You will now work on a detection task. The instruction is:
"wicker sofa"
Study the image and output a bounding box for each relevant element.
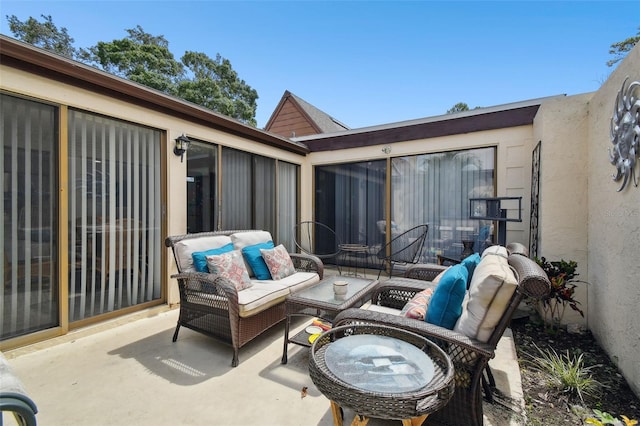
[333,243,550,426]
[165,230,323,367]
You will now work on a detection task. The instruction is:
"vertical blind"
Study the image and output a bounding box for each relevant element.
[277,161,298,251]
[1,94,58,340]
[68,110,162,321]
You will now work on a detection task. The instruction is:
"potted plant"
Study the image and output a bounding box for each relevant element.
[534,257,585,331]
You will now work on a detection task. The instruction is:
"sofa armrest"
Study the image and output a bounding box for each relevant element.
[289,253,324,279]
[333,307,494,360]
[170,272,240,306]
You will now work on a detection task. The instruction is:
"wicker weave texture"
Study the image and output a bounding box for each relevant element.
[309,325,454,421]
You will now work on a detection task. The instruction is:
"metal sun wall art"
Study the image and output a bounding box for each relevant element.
[609,77,640,192]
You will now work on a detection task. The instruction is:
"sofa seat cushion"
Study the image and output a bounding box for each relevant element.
[363,302,403,316]
[454,246,517,342]
[174,235,233,272]
[238,272,320,317]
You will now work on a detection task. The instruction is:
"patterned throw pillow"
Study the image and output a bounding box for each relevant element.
[260,244,296,280]
[192,243,235,273]
[205,250,252,291]
[399,287,435,320]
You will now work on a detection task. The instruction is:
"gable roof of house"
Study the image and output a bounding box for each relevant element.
[293,95,566,151]
[0,35,309,155]
[264,90,349,137]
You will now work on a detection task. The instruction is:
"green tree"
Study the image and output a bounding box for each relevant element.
[178,51,258,126]
[79,26,184,94]
[447,102,472,114]
[607,26,640,67]
[6,14,78,59]
[5,15,259,125]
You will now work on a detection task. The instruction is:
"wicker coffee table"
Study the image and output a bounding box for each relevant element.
[281,276,378,364]
[309,324,454,426]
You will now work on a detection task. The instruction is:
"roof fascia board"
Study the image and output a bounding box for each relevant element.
[295,98,564,152]
[0,36,308,155]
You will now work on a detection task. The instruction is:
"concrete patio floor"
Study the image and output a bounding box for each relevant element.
[3,304,527,426]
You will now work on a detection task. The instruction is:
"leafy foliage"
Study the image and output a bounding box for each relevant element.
[534,256,585,329]
[586,409,638,426]
[6,14,78,59]
[178,52,258,126]
[79,26,184,94]
[527,343,601,404]
[607,26,640,67]
[6,16,258,125]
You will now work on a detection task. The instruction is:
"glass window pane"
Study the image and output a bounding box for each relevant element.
[392,147,495,262]
[68,110,162,321]
[1,93,59,339]
[186,141,217,233]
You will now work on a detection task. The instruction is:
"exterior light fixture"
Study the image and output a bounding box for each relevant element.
[174,134,191,162]
[382,145,392,155]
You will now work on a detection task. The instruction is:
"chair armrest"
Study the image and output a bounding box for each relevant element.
[170,272,240,305]
[370,278,438,310]
[436,254,461,266]
[333,308,494,360]
[404,263,448,281]
[289,253,324,279]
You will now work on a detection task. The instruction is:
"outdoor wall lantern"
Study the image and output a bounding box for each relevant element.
[609,77,640,192]
[174,134,191,163]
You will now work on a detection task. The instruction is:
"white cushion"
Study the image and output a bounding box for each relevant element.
[454,247,517,342]
[174,235,233,272]
[230,231,273,249]
[364,303,403,316]
[238,272,319,317]
[481,245,508,259]
[230,231,273,276]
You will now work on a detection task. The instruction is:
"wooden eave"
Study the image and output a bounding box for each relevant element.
[264,90,322,134]
[296,104,544,152]
[0,36,309,155]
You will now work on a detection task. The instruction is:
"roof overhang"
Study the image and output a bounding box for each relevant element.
[0,35,309,155]
[294,96,564,152]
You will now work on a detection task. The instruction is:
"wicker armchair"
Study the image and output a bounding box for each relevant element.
[165,230,323,367]
[333,243,550,426]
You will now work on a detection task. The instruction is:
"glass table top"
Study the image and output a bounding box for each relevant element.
[290,277,374,306]
[325,334,435,393]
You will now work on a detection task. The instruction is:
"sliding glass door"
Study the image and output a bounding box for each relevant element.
[1,94,59,340]
[314,148,496,268]
[68,110,162,321]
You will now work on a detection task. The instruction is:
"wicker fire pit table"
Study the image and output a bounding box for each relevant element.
[309,324,454,426]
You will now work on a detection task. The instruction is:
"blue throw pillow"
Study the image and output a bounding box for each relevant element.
[241,241,275,280]
[192,243,235,273]
[426,264,468,329]
[461,253,481,284]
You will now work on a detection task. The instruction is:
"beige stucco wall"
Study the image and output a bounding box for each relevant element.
[1,65,309,307]
[586,44,640,396]
[533,93,592,326]
[306,125,536,247]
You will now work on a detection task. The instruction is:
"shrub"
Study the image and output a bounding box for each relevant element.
[534,256,586,330]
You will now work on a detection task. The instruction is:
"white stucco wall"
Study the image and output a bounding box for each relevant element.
[586,44,640,396]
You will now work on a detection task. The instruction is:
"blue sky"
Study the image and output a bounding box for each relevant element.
[1,1,638,129]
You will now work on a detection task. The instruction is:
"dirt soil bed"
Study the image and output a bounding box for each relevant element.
[511,317,640,424]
